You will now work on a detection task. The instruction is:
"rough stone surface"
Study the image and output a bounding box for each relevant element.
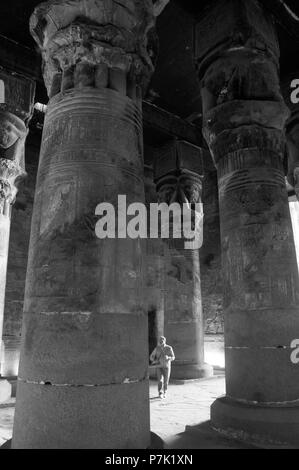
[14,88,149,449]
[13,380,149,449]
[144,166,165,354]
[2,376,259,449]
[153,140,213,379]
[196,0,299,444]
[0,70,34,375]
[13,0,158,449]
[211,396,299,447]
[30,0,158,97]
[3,136,39,377]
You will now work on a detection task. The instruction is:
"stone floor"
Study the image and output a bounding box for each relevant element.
[149,373,256,449]
[0,373,255,449]
[0,399,15,448]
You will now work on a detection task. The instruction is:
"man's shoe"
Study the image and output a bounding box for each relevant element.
[159,392,163,398]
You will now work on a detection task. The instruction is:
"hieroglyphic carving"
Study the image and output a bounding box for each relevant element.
[153,140,206,324]
[195,0,296,310]
[194,0,288,167]
[194,0,299,408]
[0,69,35,122]
[0,69,34,380]
[0,69,35,214]
[153,140,207,254]
[152,141,212,376]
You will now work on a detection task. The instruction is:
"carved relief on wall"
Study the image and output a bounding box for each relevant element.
[0,114,27,214]
[153,140,206,244]
[156,170,203,207]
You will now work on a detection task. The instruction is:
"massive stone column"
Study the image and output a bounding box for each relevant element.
[286,110,299,201]
[144,164,165,355]
[12,0,158,449]
[195,0,299,445]
[201,160,224,366]
[154,139,213,379]
[0,70,34,400]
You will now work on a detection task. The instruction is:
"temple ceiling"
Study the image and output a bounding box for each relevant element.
[0,0,299,119]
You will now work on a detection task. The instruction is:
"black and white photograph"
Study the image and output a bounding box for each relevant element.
[0,0,298,454]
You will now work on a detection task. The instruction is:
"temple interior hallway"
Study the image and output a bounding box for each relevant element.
[0,374,259,449]
[149,374,255,449]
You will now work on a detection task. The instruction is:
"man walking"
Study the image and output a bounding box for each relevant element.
[150,336,175,398]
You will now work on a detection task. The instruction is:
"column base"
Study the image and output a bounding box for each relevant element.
[171,362,214,380]
[12,379,150,449]
[211,396,299,447]
[0,379,11,403]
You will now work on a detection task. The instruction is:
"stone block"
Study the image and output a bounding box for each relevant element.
[13,380,150,449]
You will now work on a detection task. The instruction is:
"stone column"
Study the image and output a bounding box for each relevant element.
[0,70,34,401]
[154,140,213,380]
[144,165,165,349]
[195,0,299,445]
[12,0,158,449]
[144,165,165,380]
[286,111,299,200]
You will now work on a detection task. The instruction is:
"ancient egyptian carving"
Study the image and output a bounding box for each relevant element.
[154,140,205,208]
[156,171,203,209]
[0,112,27,212]
[30,0,162,98]
[154,140,205,247]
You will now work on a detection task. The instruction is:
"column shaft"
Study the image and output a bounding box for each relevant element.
[0,205,11,360]
[0,69,34,384]
[12,0,158,449]
[144,165,165,354]
[196,0,299,445]
[154,140,213,379]
[163,241,210,378]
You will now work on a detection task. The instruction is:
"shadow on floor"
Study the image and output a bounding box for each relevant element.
[164,421,257,449]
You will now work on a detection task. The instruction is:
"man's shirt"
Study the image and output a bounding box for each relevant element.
[150,344,175,368]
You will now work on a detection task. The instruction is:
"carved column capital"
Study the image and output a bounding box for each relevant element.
[30,0,158,98]
[195,0,280,84]
[195,0,290,168]
[0,112,27,213]
[154,140,206,206]
[203,101,289,167]
[193,1,299,422]
[153,140,207,248]
[0,69,35,213]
